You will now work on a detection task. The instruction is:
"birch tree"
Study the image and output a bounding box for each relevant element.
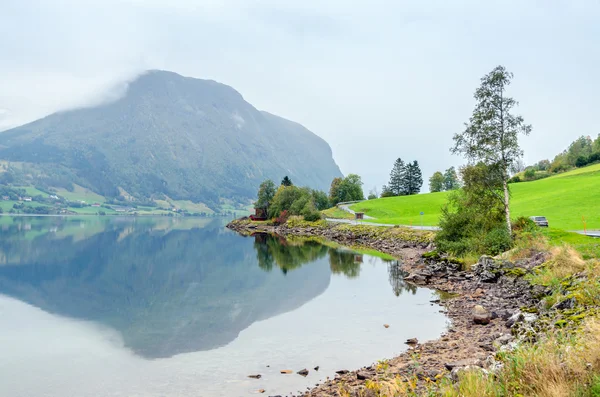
[452,66,531,235]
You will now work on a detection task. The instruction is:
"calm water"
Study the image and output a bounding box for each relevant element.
[0,216,448,397]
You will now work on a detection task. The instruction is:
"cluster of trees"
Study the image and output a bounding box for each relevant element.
[428,167,460,192]
[256,176,329,222]
[436,65,531,254]
[381,158,423,197]
[548,135,600,171]
[328,174,364,205]
[255,174,364,222]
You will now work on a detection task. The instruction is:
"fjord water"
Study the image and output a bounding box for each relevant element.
[0,216,447,396]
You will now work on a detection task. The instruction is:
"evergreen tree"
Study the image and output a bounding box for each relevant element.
[281,176,293,186]
[442,167,460,191]
[403,161,423,195]
[428,171,445,192]
[387,158,406,196]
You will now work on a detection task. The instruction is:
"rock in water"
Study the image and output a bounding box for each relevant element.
[248,374,262,379]
[357,371,372,380]
[405,337,418,345]
[383,324,390,328]
[280,369,293,374]
[297,369,309,377]
[473,305,491,325]
[313,366,320,371]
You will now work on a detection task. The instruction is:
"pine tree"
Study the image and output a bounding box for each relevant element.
[281,176,293,186]
[403,161,423,195]
[388,158,406,196]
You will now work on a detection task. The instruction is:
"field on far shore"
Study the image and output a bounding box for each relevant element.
[350,163,600,231]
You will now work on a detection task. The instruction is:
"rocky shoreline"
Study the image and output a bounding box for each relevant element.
[226,219,549,396]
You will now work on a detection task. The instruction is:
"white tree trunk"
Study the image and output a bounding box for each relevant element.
[503,179,512,235]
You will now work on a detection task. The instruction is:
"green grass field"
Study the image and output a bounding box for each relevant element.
[351,163,600,231]
[54,185,106,203]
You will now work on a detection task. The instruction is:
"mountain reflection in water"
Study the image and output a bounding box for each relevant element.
[0,217,415,360]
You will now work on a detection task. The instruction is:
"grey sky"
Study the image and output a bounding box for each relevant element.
[1,0,599,192]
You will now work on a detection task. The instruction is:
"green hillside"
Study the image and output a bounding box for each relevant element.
[351,163,600,230]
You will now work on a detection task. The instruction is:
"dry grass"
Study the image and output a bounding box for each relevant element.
[435,319,600,397]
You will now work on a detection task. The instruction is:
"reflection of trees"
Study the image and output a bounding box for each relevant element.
[253,234,362,278]
[328,249,361,278]
[387,260,417,296]
[254,234,328,274]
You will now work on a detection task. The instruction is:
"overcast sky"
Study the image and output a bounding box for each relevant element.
[1,0,599,192]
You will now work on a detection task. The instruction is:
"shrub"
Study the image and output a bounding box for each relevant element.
[481,226,512,255]
[274,210,289,225]
[576,155,589,168]
[301,201,322,222]
[524,168,536,180]
[512,216,537,234]
[508,175,521,184]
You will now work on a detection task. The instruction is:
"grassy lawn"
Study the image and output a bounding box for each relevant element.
[542,228,600,260]
[352,163,600,230]
[321,206,355,220]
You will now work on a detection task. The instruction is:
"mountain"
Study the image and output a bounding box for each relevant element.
[0,70,342,208]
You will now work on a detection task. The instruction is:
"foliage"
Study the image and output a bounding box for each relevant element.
[273,209,290,225]
[301,200,322,222]
[380,185,395,198]
[329,174,364,205]
[311,189,330,210]
[268,186,305,218]
[386,158,423,196]
[255,179,276,210]
[443,166,460,191]
[428,171,445,192]
[388,158,406,196]
[435,163,507,256]
[403,160,423,195]
[266,184,329,221]
[281,176,293,186]
[452,65,531,235]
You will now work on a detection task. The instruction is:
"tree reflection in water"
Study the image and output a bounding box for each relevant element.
[253,233,415,296]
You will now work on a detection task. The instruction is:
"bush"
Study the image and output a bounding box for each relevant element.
[524,168,536,180]
[508,175,521,184]
[481,226,512,255]
[512,216,537,234]
[576,155,589,168]
[274,210,289,225]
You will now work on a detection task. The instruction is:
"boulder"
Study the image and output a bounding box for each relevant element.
[357,371,372,380]
[405,338,418,345]
[247,374,261,379]
[297,369,309,377]
[471,256,502,282]
[552,297,576,310]
[473,305,492,325]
